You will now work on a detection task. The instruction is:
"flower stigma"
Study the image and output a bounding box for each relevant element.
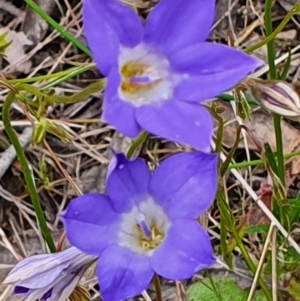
[136,213,152,238]
[118,44,174,107]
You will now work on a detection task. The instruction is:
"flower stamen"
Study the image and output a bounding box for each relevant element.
[135,213,164,251]
[120,62,162,97]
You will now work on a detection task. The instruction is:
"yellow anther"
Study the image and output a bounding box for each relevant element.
[136,224,164,251]
[120,61,161,97]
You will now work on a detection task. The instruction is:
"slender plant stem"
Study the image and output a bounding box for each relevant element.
[42,65,95,90]
[264,0,285,187]
[153,274,163,301]
[229,149,300,170]
[231,226,272,301]
[273,115,285,185]
[206,273,223,301]
[245,2,300,53]
[2,93,56,252]
[217,191,272,301]
[23,0,90,57]
[8,64,94,85]
[126,132,148,159]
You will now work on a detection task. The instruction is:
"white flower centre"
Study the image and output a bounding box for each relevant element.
[118,197,169,255]
[118,44,174,107]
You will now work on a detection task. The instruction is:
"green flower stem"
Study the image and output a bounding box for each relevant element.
[265,0,276,79]
[245,2,300,53]
[126,132,148,159]
[23,0,90,57]
[265,0,285,187]
[8,64,94,85]
[42,65,95,89]
[231,226,272,301]
[18,79,106,105]
[1,60,96,254]
[2,93,56,252]
[206,272,223,301]
[273,114,285,184]
[229,149,300,170]
[217,191,272,301]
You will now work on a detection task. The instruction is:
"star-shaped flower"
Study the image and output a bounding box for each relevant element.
[83,0,263,151]
[62,152,218,301]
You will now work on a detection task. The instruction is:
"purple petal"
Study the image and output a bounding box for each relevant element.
[83,0,143,76]
[106,153,151,212]
[41,289,52,301]
[135,100,213,151]
[144,0,215,54]
[97,245,153,301]
[14,286,29,294]
[149,152,218,219]
[11,270,62,291]
[151,219,215,280]
[50,273,80,301]
[171,42,263,102]
[61,194,121,255]
[4,254,70,289]
[22,285,53,301]
[102,68,141,137]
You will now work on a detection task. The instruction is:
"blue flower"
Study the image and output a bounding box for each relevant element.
[62,152,218,301]
[83,0,263,151]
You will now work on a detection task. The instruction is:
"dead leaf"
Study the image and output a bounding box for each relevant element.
[22,0,55,46]
[0,28,33,73]
[277,29,297,40]
[216,100,300,176]
[246,182,272,226]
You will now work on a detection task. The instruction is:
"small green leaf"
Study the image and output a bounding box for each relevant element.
[287,194,300,227]
[287,278,300,300]
[31,121,47,145]
[279,50,291,80]
[187,277,267,301]
[0,32,12,58]
[45,119,73,144]
[235,89,251,120]
[264,143,278,175]
[31,118,73,145]
[244,224,270,234]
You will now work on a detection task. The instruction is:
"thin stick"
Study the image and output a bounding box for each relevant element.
[271,228,278,301]
[43,140,83,196]
[142,290,152,301]
[212,141,300,255]
[247,224,275,301]
[154,274,163,301]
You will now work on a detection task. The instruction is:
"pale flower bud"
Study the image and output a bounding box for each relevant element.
[3,247,96,301]
[244,78,300,119]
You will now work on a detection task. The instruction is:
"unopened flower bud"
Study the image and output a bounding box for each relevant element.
[46,119,73,144]
[31,121,47,145]
[32,118,73,145]
[244,78,300,119]
[3,247,96,301]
